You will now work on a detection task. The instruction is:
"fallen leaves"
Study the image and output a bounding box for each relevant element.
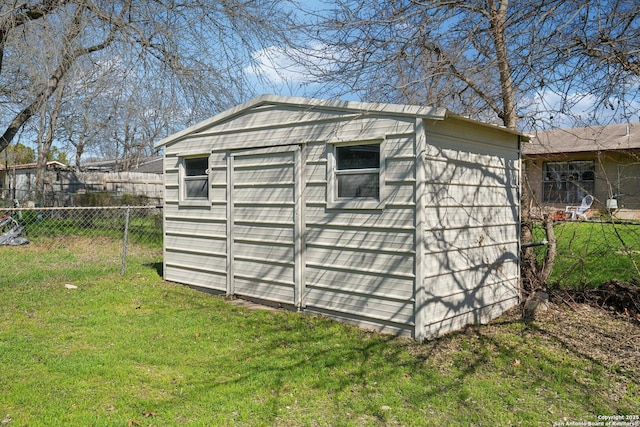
[126,412,155,426]
[103,405,158,426]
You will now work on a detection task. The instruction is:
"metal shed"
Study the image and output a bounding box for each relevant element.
[156,95,525,341]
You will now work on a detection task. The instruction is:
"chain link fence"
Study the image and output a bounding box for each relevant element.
[2,204,638,289]
[529,218,640,288]
[0,206,162,275]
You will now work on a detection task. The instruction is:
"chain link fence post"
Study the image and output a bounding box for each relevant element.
[121,206,131,275]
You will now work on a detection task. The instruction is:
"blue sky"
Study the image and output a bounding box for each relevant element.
[247,40,640,129]
[245,0,640,129]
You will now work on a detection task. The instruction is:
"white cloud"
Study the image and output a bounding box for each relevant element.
[246,43,343,96]
[248,46,312,85]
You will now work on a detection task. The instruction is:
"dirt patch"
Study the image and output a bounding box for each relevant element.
[551,280,640,320]
[225,297,284,312]
[532,302,640,377]
[409,301,640,382]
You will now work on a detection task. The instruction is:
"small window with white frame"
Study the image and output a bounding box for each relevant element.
[327,139,385,209]
[181,156,209,202]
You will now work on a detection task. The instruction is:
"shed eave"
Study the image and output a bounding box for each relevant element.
[442,111,530,141]
[155,94,447,149]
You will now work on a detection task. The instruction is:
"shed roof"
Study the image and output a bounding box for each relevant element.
[156,94,526,148]
[523,122,640,156]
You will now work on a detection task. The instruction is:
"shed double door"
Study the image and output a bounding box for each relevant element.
[228,145,303,308]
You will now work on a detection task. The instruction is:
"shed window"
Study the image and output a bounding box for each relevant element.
[335,144,380,199]
[183,156,209,200]
[543,161,594,203]
[327,140,385,209]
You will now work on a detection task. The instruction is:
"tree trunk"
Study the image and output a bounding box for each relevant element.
[539,214,557,284]
[488,0,518,129]
[35,81,65,205]
[520,190,557,317]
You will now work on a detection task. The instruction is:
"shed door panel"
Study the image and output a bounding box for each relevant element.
[231,149,297,305]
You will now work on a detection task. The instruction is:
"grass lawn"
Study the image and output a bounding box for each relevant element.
[1,237,639,426]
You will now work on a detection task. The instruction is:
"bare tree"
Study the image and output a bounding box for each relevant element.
[294,1,573,128]
[0,0,295,157]
[57,86,113,171]
[552,0,640,124]
[56,63,168,171]
[0,2,120,154]
[293,0,638,126]
[34,77,66,202]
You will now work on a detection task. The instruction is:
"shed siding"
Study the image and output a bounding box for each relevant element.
[420,118,520,339]
[163,149,228,292]
[303,135,417,335]
[187,119,415,152]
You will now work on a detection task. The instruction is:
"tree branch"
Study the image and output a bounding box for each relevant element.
[0,3,121,153]
[0,0,70,76]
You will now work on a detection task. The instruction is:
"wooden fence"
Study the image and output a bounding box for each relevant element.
[1,169,163,206]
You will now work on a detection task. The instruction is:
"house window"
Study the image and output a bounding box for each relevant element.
[543,161,594,203]
[328,140,385,209]
[182,156,209,200]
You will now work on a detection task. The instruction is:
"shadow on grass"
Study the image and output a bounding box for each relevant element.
[162,294,638,424]
[145,261,163,277]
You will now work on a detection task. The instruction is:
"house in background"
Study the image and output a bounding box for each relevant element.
[0,161,71,203]
[82,156,163,174]
[156,95,526,341]
[522,122,640,220]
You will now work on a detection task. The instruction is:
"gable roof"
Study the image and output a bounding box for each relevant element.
[523,122,640,156]
[156,94,526,148]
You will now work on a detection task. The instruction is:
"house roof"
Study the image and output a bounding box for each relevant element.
[82,156,163,173]
[0,160,70,171]
[156,94,526,148]
[131,157,163,174]
[523,122,640,156]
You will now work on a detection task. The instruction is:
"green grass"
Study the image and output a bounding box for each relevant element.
[1,237,638,425]
[0,235,160,282]
[532,221,640,287]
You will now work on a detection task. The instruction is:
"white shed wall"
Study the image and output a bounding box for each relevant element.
[162,103,420,335]
[419,118,521,339]
[163,151,228,291]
